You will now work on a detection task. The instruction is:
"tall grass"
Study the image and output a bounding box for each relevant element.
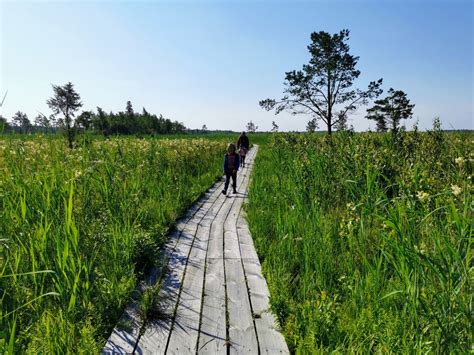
[0,135,229,352]
[246,130,472,353]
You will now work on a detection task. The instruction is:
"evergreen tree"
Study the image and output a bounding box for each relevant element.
[47,82,82,148]
[366,88,414,133]
[12,111,31,133]
[260,29,383,135]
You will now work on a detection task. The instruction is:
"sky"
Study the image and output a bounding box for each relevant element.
[1,0,473,132]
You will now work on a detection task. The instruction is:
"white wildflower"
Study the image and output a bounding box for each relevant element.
[416,191,429,202]
[451,185,462,196]
[455,157,465,167]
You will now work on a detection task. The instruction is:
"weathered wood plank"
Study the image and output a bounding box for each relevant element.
[226,258,258,354]
[165,258,205,354]
[102,301,140,354]
[197,258,227,354]
[136,184,223,353]
[103,190,216,355]
[236,213,259,261]
[156,181,225,354]
[242,259,289,354]
[255,312,289,354]
[198,158,253,353]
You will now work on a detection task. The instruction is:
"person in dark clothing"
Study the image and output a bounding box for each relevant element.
[237,131,250,167]
[222,143,240,195]
[237,131,249,150]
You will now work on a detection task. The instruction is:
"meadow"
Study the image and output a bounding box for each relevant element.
[0,134,228,353]
[246,128,472,353]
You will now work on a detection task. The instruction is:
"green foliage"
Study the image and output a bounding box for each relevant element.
[11,111,31,134]
[0,135,228,352]
[260,29,383,135]
[367,88,415,133]
[246,131,472,353]
[47,82,83,149]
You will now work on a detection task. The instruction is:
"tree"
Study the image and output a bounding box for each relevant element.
[334,112,348,131]
[366,88,414,133]
[271,121,279,132]
[47,82,82,148]
[12,111,31,133]
[202,124,208,133]
[246,120,258,133]
[34,113,52,133]
[260,29,383,135]
[76,110,94,130]
[93,107,109,135]
[306,118,318,133]
[126,100,134,117]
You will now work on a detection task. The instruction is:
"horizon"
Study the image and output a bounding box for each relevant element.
[1,0,473,132]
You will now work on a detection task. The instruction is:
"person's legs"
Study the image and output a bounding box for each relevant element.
[223,172,230,194]
[232,171,237,193]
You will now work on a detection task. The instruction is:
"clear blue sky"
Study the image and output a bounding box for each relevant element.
[1,0,473,131]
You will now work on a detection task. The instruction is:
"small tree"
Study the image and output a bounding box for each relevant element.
[34,113,53,133]
[76,110,94,130]
[246,120,257,133]
[271,121,279,133]
[366,88,414,133]
[93,107,109,136]
[306,118,318,133]
[202,124,208,134]
[12,111,31,133]
[47,82,82,148]
[260,29,383,135]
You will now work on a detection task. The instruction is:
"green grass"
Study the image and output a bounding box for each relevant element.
[246,130,472,353]
[0,134,237,352]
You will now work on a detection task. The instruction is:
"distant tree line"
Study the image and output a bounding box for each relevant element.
[0,83,187,142]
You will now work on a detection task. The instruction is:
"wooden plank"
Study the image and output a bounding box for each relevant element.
[197,258,227,354]
[198,163,252,352]
[137,214,213,353]
[166,182,226,353]
[236,214,259,261]
[242,259,289,354]
[102,301,140,354]
[223,151,254,260]
[255,313,289,354]
[165,259,205,353]
[136,243,194,353]
[226,259,258,354]
[136,184,224,353]
[206,204,230,260]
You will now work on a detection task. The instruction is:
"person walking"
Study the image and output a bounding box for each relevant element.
[222,143,240,195]
[237,131,250,167]
[237,131,249,150]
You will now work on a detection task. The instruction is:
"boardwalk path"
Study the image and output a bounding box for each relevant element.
[103,146,289,354]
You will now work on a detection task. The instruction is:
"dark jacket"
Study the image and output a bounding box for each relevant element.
[223,153,240,173]
[237,135,249,149]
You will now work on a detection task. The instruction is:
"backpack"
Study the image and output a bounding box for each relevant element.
[227,154,236,171]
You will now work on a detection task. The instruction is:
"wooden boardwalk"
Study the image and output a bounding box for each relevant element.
[103,146,288,354]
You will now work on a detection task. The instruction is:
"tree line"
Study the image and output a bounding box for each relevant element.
[0,83,186,147]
